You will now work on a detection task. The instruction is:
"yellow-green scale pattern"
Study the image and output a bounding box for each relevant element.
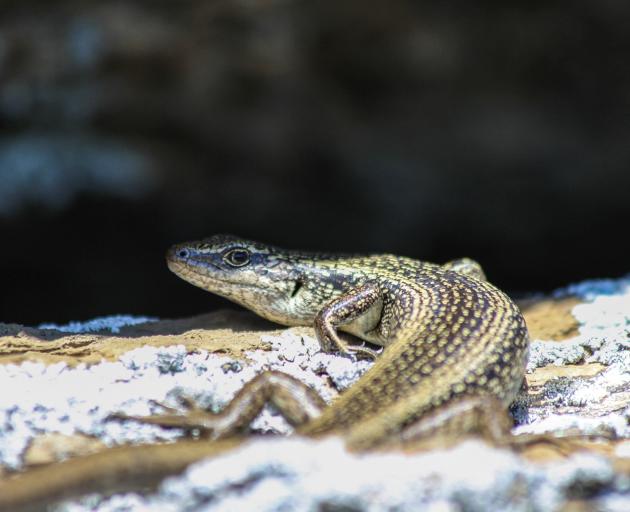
[294,256,529,441]
[166,235,529,447]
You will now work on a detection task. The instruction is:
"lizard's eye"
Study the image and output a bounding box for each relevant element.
[224,248,251,267]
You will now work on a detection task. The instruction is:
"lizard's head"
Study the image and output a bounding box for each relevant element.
[166,234,301,322]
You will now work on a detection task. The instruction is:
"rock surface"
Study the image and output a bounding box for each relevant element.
[0,277,629,511]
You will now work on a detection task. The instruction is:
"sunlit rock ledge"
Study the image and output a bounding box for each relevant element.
[0,277,628,511]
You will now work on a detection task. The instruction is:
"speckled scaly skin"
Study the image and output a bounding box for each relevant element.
[165,235,529,448]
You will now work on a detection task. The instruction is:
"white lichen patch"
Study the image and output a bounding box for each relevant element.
[520,277,630,440]
[57,438,630,512]
[529,275,630,369]
[0,326,371,470]
[514,412,629,438]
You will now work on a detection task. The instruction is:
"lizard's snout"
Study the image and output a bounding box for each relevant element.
[166,244,191,264]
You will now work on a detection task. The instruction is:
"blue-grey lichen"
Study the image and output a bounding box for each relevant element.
[0,136,157,216]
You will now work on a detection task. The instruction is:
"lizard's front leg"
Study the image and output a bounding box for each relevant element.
[314,282,384,359]
[111,371,326,440]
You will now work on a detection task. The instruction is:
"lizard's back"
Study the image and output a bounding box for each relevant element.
[298,258,529,443]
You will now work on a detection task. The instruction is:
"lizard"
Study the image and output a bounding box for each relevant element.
[0,235,530,510]
[118,234,530,449]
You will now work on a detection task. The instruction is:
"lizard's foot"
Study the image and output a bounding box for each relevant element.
[108,396,218,436]
[346,342,383,361]
[322,338,381,361]
[109,371,327,441]
[145,395,199,414]
[505,432,613,458]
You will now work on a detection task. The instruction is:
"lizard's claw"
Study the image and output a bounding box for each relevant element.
[146,399,179,414]
[108,395,214,434]
[108,411,213,434]
[346,342,383,361]
[172,394,205,411]
[141,395,204,415]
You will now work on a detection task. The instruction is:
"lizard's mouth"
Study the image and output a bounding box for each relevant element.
[166,257,222,288]
[166,252,268,295]
[166,257,200,283]
[169,260,246,299]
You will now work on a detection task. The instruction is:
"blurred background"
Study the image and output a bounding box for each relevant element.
[1,1,629,325]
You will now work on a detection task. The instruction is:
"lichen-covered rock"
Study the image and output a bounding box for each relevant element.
[0,276,628,511]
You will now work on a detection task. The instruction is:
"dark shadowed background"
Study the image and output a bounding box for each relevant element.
[1,1,629,325]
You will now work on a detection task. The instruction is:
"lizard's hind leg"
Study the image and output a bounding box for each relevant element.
[381,395,584,457]
[344,395,513,452]
[442,258,487,281]
[399,395,513,446]
[110,371,327,440]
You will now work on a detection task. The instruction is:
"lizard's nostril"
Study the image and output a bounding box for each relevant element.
[178,249,189,259]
